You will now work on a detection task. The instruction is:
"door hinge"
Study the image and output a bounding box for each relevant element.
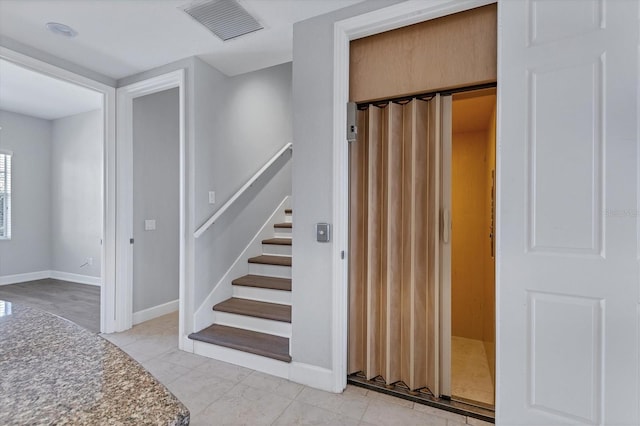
[341,250,345,260]
[130,238,134,244]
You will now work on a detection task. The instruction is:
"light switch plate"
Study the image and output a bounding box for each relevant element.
[316,223,330,242]
[209,191,216,204]
[144,220,156,231]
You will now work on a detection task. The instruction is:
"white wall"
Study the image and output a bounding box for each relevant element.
[132,88,180,312]
[0,110,51,276]
[51,109,102,278]
[193,60,293,305]
[291,1,403,369]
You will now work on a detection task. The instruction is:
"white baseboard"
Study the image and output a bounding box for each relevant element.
[190,339,338,393]
[0,270,101,286]
[0,270,50,286]
[133,299,179,325]
[289,362,336,392]
[50,270,102,286]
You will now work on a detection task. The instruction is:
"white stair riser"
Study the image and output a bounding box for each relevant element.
[193,341,289,379]
[262,243,292,256]
[214,311,291,337]
[274,228,292,238]
[284,214,292,223]
[232,286,291,305]
[249,263,291,278]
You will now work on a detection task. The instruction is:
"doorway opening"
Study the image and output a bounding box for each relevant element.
[449,89,496,408]
[347,86,496,422]
[0,55,109,333]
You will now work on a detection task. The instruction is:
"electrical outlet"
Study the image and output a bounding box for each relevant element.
[209,191,216,204]
[88,257,93,266]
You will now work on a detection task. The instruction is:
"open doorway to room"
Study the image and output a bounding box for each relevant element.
[0,57,105,333]
[112,70,185,345]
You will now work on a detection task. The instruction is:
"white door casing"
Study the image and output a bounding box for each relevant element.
[0,46,117,334]
[115,70,186,337]
[497,0,639,424]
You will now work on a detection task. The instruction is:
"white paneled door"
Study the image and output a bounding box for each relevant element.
[498,0,639,424]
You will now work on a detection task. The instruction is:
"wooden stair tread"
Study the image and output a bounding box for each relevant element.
[188,324,291,362]
[248,255,291,266]
[262,238,292,246]
[232,275,291,291]
[274,222,292,229]
[214,298,291,322]
[284,209,292,214]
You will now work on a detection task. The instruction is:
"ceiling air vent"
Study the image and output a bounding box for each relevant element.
[183,0,263,41]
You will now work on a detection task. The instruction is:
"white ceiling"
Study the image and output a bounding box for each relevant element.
[0,0,364,79]
[0,59,103,120]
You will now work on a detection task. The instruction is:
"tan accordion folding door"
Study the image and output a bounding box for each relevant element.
[348,96,439,395]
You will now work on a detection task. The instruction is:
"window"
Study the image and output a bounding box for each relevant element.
[0,151,11,239]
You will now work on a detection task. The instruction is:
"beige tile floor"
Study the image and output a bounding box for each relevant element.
[102,313,493,426]
[451,336,495,406]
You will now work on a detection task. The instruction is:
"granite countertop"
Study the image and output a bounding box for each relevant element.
[0,300,189,425]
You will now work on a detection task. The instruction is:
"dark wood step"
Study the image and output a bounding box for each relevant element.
[213,298,291,322]
[248,255,291,267]
[188,324,291,363]
[285,209,292,214]
[232,275,291,291]
[274,222,292,229]
[262,238,292,246]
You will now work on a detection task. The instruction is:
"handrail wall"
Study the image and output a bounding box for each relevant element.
[193,142,292,238]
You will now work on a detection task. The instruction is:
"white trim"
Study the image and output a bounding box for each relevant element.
[289,362,335,392]
[192,340,333,390]
[213,311,291,337]
[0,271,50,286]
[0,270,100,287]
[232,286,291,305]
[116,70,186,335]
[193,340,290,378]
[194,143,292,238]
[50,271,101,286]
[331,0,497,394]
[0,46,116,334]
[133,299,179,325]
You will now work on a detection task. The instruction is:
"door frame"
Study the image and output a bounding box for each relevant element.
[115,70,186,336]
[331,0,497,394]
[0,46,117,333]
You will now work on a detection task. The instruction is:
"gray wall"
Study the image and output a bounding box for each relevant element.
[193,60,293,305]
[291,1,404,369]
[132,88,180,312]
[51,110,102,278]
[0,110,52,276]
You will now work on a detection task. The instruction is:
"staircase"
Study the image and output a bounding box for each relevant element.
[189,208,293,363]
